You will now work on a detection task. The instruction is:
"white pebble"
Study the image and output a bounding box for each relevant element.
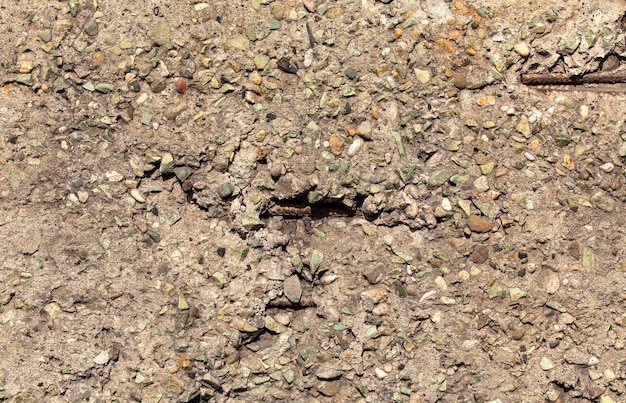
[105,171,124,182]
[347,137,363,156]
[599,162,614,173]
[588,356,600,366]
[441,297,456,305]
[374,367,388,379]
[93,350,110,365]
[321,274,337,284]
[441,198,452,211]
[77,190,89,203]
[473,176,490,192]
[419,290,437,302]
[434,276,447,290]
[524,152,535,161]
[513,42,530,57]
[130,189,145,203]
[578,105,589,119]
[67,193,79,204]
[303,48,314,68]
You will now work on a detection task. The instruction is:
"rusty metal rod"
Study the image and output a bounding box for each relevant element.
[521,72,626,86]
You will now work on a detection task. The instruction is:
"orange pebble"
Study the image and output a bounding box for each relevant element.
[176,79,187,94]
[394,28,403,38]
[346,127,356,137]
[93,52,105,65]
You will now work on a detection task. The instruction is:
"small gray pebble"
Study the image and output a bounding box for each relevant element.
[84,20,98,36]
[218,183,234,199]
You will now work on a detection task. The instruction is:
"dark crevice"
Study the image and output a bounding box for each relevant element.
[260,193,365,219]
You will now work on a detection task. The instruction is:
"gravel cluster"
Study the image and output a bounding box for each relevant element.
[1,0,626,402]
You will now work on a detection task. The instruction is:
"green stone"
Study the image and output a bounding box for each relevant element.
[232,247,249,261]
[582,247,595,269]
[217,183,234,199]
[524,218,538,232]
[291,255,303,273]
[265,316,287,333]
[432,251,450,262]
[392,131,405,158]
[38,29,52,43]
[465,118,479,128]
[178,291,189,310]
[212,272,227,288]
[254,54,270,70]
[159,152,174,174]
[140,114,152,125]
[174,166,192,182]
[428,169,450,188]
[245,25,257,41]
[558,36,580,55]
[283,275,302,303]
[516,115,531,137]
[269,20,281,30]
[242,217,264,231]
[315,160,328,172]
[278,148,294,158]
[148,21,171,46]
[95,83,114,93]
[130,160,144,177]
[299,345,315,360]
[555,137,571,147]
[229,35,249,50]
[220,84,236,93]
[282,369,295,384]
[16,74,33,86]
[488,283,504,299]
[82,81,96,92]
[509,287,526,301]
[364,325,379,338]
[136,93,148,105]
[333,323,348,331]
[341,82,356,97]
[451,156,471,168]
[394,251,413,263]
[443,138,461,151]
[479,161,496,175]
[310,250,324,273]
[119,35,133,49]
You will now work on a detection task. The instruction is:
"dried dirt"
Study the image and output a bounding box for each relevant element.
[1,1,626,402]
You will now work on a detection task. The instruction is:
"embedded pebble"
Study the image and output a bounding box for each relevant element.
[599,162,614,172]
[514,42,530,57]
[218,183,234,199]
[473,176,490,192]
[130,189,145,203]
[466,215,493,233]
[93,351,110,365]
[347,137,363,156]
[374,368,388,379]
